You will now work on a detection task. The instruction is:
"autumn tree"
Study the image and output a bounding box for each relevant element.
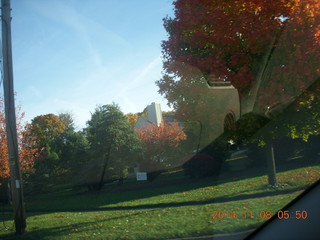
[25,112,90,188]
[125,113,139,128]
[26,114,66,191]
[0,97,39,200]
[0,98,39,179]
[136,120,187,171]
[0,99,10,180]
[28,114,66,148]
[157,0,320,136]
[158,0,320,102]
[157,0,320,183]
[83,103,142,190]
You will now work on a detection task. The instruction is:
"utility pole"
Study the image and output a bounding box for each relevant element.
[1,0,26,234]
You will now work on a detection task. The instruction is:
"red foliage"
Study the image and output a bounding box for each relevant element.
[159,0,320,104]
[0,97,39,179]
[135,120,186,166]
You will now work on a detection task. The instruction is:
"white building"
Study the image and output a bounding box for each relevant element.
[134,102,163,129]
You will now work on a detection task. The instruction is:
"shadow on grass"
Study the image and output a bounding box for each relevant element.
[86,185,305,211]
[19,185,306,214]
[0,211,145,240]
[18,163,319,212]
[0,211,260,240]
[0,213,264,240]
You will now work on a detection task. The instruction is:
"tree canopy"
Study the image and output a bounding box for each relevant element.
[83,103,142,188]
[157,0,320,113]
[21,112,90,190]
[28,114,66,149]
[136,120,186,170]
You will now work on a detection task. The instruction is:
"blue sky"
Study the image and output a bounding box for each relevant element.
[4,0,174,129]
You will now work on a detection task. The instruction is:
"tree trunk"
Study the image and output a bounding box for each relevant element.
[98,146,112,190]
[267,142,277,186]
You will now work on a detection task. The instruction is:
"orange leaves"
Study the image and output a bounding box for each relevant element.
[0,96,39,179]
[0,98,10,179]
[137,120,186,148]
[30,114,66,144]
[160,0,320,107]
[135,120,186,163]
[315,27,320,44]
[125,113,139,128]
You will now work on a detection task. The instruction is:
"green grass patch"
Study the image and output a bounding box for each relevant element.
[15,165,320,212]
[0,192,300,240]
[1,165,318,239]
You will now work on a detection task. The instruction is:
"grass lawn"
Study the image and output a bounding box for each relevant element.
[0,165,318,239]
[18,165,320,212]
[0,193,300,240]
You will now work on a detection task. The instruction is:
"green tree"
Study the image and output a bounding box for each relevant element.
[27,114,66,191]
[60,130,89,183]
[58,112,75,131]
[84,103,142,190]
[57,112,90,183]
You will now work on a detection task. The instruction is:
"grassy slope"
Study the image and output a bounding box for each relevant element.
[0,193,300,240]
[22,166,320,211]
[0,165,318,239]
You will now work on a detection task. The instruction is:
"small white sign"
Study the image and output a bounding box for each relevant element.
[15,180,20,189]
[136,172,147,181]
